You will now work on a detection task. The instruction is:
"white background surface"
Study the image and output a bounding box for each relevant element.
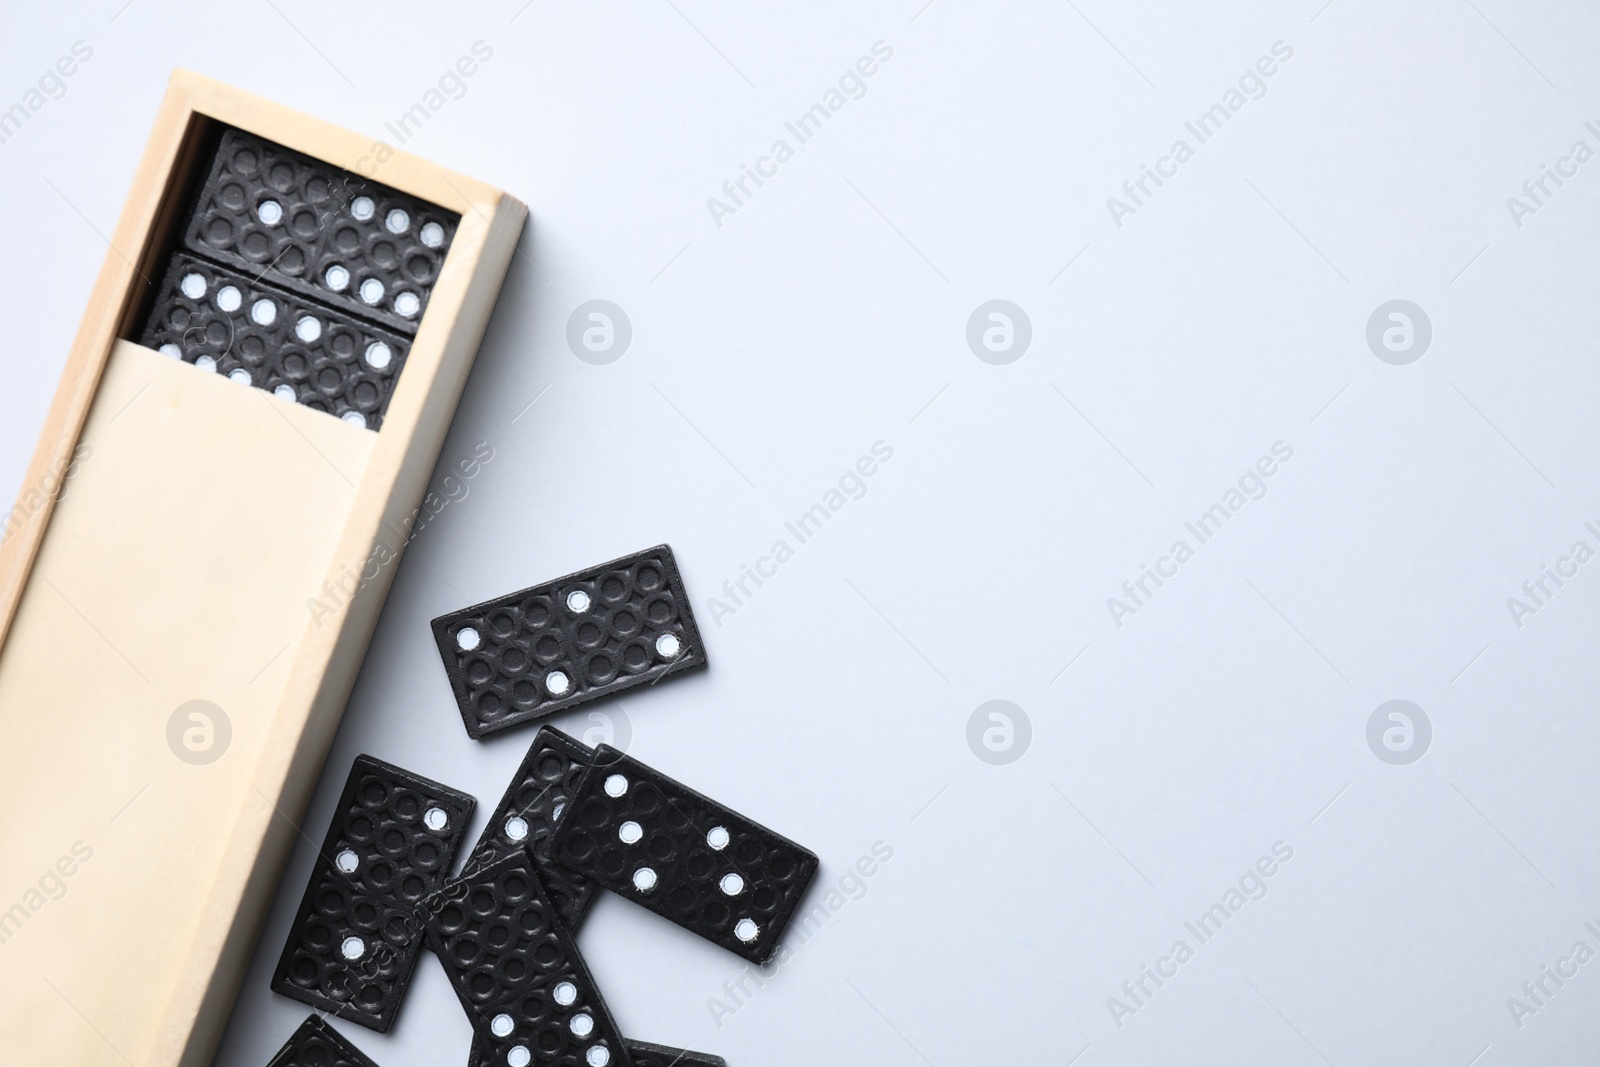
[5,1,1600,1064]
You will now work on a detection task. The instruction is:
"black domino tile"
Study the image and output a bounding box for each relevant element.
[548,747,818,965]
[265,1015,381,1067]
[271,755,476,1032]
[424,853,632,1067]
[468,1038,725,1067]
[138,251,410,430]
[431,546,708,740]
[460,726,600,932]
[623,1041,727,1067]
[183,126,458,335]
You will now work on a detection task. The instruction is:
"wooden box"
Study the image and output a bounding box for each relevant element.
[0,70,525,1066]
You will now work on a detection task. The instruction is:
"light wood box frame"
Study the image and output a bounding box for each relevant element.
[0,70,525,1065]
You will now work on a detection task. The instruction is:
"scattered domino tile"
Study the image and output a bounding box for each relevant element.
[265,1014,382,1067]
[431,545,708,739]
[468,1037,725,1067]
[139,251,410,430]
[548,746,818,965]
[184,126,458,334]
[424,852,632,1067]
[459,726,600,932]
[272,755,476,1032]
[622,1041,727,1067]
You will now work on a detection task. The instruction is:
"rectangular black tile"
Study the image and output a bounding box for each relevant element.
[266,1015,381,1067]
[139,250,410,430]
[460,726,600,932]
[271,755,475,1032]
[431,545,707,739]
[425,853,632,1067]
[468,1037,724,1067]
[183,126,458,335]
[548,746,817,965]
